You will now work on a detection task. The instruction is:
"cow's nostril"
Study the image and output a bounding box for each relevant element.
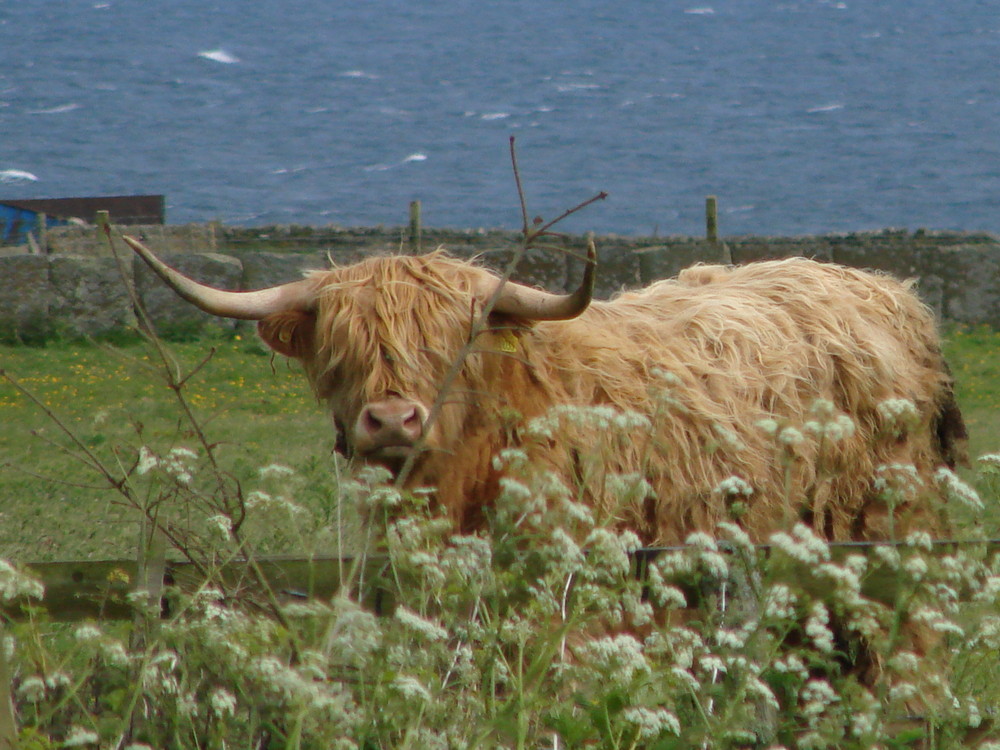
[362,409,384,434]
[356,398,426,450]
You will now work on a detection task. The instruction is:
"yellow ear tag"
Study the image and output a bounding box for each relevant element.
[498,330,518,353]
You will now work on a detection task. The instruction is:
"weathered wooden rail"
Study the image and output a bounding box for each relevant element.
[3,537,994,622]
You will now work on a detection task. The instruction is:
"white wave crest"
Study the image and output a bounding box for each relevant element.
[0,169,39,183]
[807,103,845,113]
[28,103,82,115]
[364,152,428,172]
[198,49,240,64]
[340,70,379,80]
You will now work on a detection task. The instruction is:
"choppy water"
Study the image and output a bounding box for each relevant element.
[1,0,998,236]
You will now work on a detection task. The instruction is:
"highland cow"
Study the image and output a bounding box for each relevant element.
[123,236,967,545]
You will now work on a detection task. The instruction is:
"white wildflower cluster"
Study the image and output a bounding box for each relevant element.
[645,561,688,609]
[621,706,681,738]
[773,653,809,681]
[558,494,595,527]
[16,676,46,703]
[582,528,635,580]
[258,463,295,479]
[934,466,984,510]
[873,463,923,505]
[579,634,650,687]
[683,531,729,579]
[800,678,839,720]
[872,543,901,570]
[712,423,746,452]
[63,726,100,747]
[815,556,868,612]
[768,523,830,566]
[887,681,918,704]
[762,583,798,621]
[209,687,238,718]
[541,527,585,579]
[136,445,158,475]
[877,398,919,433]
[491,447,528,471]
[650,368,688,413]
[605,473,655,507]
[911,606,965,639]
[777,426,805,447]
[745,675,781,711]
[697,653,728,677]
[0,559,44,601]
[251,654,342,711]
[326,597,383,668]
[526,404,651,440]
[206,513,233,542]
[394,607,448,643]
[713,626,750,650]
[140,650,179,691]
[498,476,533,504]
[902,553,929,582]
[977,453,1000,472]
[99,640,130,668]
[162,446,198,485]
[245,489,305,517]
[887,651,920,674]
[905,530,934,551]
[391,674,432,705]
[804,413,855,443]
[441,535,492,584]
[716,521,754,552]
[73,623,103,642]
[804,601,834,653]
[714,476,753,498]
[756,417,779,436]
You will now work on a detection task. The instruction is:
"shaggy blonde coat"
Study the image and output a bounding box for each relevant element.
[260,252,964,545]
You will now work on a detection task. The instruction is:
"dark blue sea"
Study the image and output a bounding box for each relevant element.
[1,0,998,237]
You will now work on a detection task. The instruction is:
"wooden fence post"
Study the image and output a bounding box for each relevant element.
[705,196,718,244]
[705,195,732,264]
[409,201,421,252]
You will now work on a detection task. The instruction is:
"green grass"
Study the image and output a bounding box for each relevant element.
[943,324,1000,458]
[1,324,999,562]
[0,333,332,561]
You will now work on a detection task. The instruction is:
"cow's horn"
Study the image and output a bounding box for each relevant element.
[489,239,597,321]
[122,235,317,320]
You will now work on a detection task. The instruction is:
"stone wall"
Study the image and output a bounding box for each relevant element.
[2,223,999,341]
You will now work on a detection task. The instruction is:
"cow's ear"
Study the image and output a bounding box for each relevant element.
[257,311,316,359]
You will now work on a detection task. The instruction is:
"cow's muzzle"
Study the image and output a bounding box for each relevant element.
[352,397,428,466]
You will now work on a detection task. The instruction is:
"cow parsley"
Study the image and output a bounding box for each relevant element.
[935,466,984,510]
[621,706,681,738]
[63,726,99,747]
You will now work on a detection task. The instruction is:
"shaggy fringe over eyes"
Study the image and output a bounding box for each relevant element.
[302,251,496,409]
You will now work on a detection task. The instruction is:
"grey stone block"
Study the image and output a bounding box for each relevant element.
[0,255,51,341]
[49,255,136,337]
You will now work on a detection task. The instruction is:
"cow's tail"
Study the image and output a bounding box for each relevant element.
[934,367,970,469]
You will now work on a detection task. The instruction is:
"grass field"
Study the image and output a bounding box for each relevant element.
[2,324,999,562]
[3,326,1000,748]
